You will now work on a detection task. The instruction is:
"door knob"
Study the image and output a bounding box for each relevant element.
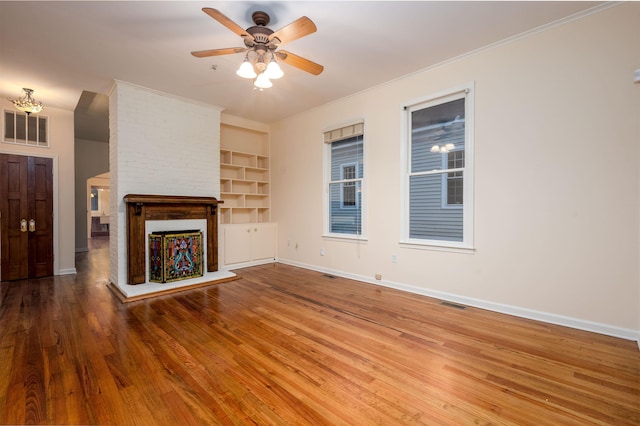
[28,219,35,232]
[20,219,27,232]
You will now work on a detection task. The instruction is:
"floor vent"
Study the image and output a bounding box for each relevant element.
[441,301,466,310]
[323,274,337,279]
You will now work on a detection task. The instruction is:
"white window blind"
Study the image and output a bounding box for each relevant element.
[324,122,364,144]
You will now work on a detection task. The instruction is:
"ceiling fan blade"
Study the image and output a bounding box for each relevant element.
[276,51,324,75]
[269,16,316,44]
[202,7,254,41]
[191,47,247,58]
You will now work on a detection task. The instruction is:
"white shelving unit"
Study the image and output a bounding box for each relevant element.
[219,123,276,267]
[219,124,270,224]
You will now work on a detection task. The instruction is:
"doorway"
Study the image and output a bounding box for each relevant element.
[0,153,54,280]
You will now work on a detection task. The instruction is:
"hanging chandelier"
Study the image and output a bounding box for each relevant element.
[9,88,44,115]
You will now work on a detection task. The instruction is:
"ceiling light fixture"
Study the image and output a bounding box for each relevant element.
[254,72,273,89]
[236,55,257,79]
[265,57,283,79]
[9,88,44,115]
[236,49,283,90]
[430,143,455,153]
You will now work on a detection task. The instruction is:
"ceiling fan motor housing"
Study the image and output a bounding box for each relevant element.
[244,11,281,50]
[246,27,273,45]
[251,11,270,26]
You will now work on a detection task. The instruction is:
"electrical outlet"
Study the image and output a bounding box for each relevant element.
[295,242,299,249]
[375,273,382,280]
[320,248,325,256]
[391,254,398,263]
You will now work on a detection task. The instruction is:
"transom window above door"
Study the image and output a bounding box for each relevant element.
[3,110,49,147]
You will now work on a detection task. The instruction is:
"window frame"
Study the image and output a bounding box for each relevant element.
[323,122,367,240]
[3,109,49,148]
[401,83,474,251]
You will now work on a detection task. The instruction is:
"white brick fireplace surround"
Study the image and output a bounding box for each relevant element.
[107,81,232,301]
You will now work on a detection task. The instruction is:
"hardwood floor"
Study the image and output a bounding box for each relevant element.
[1,237,639,425]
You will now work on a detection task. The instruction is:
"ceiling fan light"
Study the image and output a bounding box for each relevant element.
[254,72,272,89]
[236,59,257,79]
[265,59,283,79]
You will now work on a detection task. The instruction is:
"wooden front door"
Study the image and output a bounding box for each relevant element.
[0,154,53,281]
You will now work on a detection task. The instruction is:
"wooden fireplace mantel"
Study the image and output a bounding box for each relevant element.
[123,194,222,285]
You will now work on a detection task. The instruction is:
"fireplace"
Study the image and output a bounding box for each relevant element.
[123,194,221,285]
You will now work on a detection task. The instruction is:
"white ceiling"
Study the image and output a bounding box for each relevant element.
[0,1,604,128]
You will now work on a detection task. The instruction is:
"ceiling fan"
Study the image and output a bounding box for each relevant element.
[191,8,324,88]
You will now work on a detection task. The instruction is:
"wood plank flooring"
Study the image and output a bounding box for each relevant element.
[1,237,639,425]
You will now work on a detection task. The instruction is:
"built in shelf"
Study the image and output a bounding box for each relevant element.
[220,124,270,225]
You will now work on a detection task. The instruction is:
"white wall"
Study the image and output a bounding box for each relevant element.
[108,81,222,288]
[221,112,270,134]
[0,98,76,275]
[271,4,640,338]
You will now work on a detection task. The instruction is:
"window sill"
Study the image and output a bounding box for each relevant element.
[322,234,368,243]
[399,240,475,254]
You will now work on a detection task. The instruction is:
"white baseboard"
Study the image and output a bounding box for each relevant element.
[223,258,276,271]
[277,258,639,345]
[57,268,77,275]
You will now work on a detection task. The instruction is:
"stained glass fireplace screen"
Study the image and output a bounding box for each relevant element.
[149,230,203,283]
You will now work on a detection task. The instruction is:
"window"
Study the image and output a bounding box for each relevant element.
[404,85,473,248]
[3,110,49,147]
[324,123,365,237]
[90,188,99,211]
